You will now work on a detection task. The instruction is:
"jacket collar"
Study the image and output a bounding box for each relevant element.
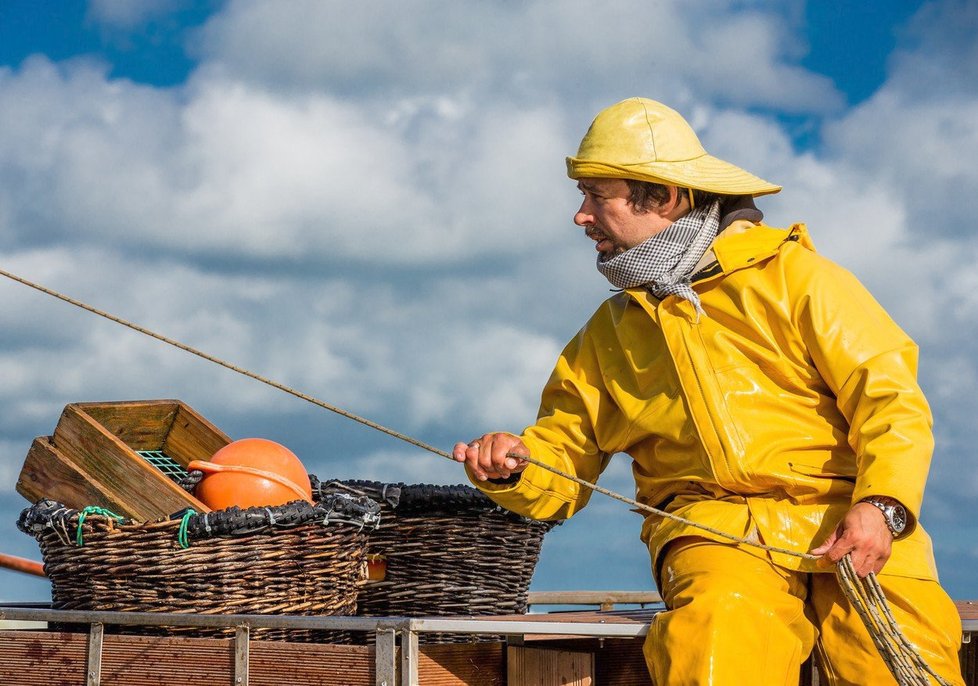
[718,194,764,232]
[712,222,814,274]
[690,195,779,276]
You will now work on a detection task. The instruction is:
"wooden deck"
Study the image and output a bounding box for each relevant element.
[0,601,975,685]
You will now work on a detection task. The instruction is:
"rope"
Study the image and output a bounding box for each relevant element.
[0,266,422,454]
[0,266,950,684]
[176,508,196,549]
[837,556,953,686]
[75,506,125,546]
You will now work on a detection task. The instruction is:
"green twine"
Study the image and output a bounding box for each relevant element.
[177,509,196,549]
[75,506,125,546]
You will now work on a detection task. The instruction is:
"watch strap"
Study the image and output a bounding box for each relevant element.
[860,496,907,538]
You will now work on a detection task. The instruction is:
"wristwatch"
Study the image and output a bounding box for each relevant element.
[860,496,908,538]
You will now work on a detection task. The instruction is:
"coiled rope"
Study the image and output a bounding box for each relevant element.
[0,266,951,685]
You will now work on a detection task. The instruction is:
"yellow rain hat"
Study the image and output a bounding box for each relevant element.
[567,98,781,197]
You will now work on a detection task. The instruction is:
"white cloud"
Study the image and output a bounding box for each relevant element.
[195,0,841,113]
[401,324,561,429]
[86,0,183,30]
[887,0,978,97]
[822,94,978,239]
[0,59,579,266]
[3,0,978,603]
[817,3,978,241]
[324,447,462,486]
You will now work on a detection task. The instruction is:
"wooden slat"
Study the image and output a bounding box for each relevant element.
[16,436,136,515]
[592,639,649,686]
[962,637,977,686]
[0,631,505,686]
[959,601,978,621]
[162,402,232,467]
[508,646,593,685]
[51,403,209,519]
[74,400,180,452]
[419,642,505,686]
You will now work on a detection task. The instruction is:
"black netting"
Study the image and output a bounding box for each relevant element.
[18,492,381,543]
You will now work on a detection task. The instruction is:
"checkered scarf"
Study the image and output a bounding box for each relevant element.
[596,200,721,315]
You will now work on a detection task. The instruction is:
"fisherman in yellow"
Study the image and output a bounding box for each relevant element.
[453,98,965,685]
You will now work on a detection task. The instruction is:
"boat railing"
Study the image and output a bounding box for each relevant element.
[0,602,650,686]
[2,600,975,686]
[527,589,664,611]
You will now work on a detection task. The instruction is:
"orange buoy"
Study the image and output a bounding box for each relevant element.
[188,438,314,510]
[366,554,387,582]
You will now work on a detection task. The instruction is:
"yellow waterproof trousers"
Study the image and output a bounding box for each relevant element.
[644,538,964,685]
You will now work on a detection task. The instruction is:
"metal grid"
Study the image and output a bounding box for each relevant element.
[136,450,188,483]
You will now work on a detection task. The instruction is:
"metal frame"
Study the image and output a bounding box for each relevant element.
[527,589,663,610]
[86,621,103,686]
[2,603,974,686]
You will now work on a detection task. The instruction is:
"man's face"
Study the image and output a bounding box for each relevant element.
[574,178,675,259]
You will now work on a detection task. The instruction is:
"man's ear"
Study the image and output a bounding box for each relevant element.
[657,185,683,218]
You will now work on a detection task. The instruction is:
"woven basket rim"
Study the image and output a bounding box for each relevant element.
[18,494,381,546]
[311,478,562,530]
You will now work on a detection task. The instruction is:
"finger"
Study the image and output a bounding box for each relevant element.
[809,526,842,557]
[503,449,529,471]
[495,447,517,475]
[854,554,877,578]
[826,541,858,564]
[810,540,832,556]
[469,460,489,481]
[488,435,520,474]
[854,546,890,577]
[476,436,502,479]
[452,442,470,462]
[458,438,488,480]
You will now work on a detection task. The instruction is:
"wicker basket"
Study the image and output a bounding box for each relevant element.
[313,479,558,643]
[18,495,379,642]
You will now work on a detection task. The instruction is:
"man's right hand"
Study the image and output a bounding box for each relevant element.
[452,433,529,482]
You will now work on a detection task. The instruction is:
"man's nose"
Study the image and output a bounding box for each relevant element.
[574,201,593,227]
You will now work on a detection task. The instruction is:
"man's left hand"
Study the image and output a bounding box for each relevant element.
[810,502,893,577]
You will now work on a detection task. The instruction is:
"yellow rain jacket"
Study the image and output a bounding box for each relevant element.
[473,222,939,582]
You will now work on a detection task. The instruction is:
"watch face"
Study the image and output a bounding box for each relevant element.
[890,505,907,534]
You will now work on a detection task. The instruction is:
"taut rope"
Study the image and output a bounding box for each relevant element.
[0,266,951,685]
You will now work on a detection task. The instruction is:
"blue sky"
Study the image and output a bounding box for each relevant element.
[1,0,976,606]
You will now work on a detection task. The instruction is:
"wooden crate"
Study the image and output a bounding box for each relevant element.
[17,400,231,520]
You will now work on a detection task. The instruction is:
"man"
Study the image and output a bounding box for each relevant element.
[453,98,964,685]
